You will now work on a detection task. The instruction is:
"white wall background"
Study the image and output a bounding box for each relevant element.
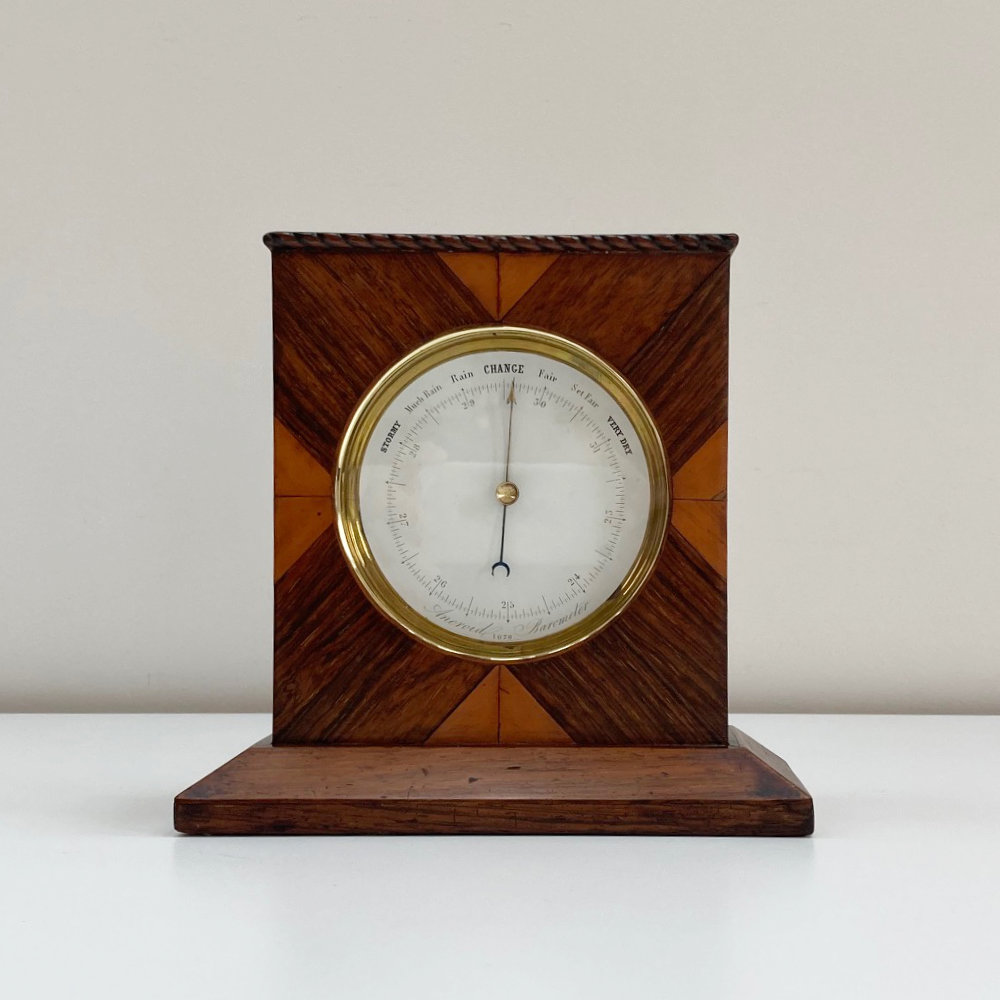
[2,1,998,713]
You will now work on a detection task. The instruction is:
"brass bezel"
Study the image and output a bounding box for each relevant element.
[335,326,670,662]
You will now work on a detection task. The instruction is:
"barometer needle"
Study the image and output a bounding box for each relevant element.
[494,506,510,577]
[503,379,515,482]
[491,380,517,577]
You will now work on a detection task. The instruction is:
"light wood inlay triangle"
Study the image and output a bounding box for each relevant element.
[274,497,334,580]
[500,667,574,745]
[425,667,500,744]
[672,422,727,500]
[437,253,500,318]
[671,500,726,578]
[499,254,558,316]
[274,419,333,497]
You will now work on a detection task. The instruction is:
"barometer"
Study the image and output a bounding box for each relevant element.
[337,325,669,662]
[176,232,814,836]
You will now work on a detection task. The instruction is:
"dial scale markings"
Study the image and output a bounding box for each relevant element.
[358,349,652,645]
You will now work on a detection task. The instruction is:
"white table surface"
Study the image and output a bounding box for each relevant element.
[2,713,997,999]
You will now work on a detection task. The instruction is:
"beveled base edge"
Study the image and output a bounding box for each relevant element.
[175,727,813,836]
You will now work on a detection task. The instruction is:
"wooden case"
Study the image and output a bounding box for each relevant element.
[176,233,813,836]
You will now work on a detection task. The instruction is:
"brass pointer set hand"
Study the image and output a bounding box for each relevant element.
[491,380,519,577]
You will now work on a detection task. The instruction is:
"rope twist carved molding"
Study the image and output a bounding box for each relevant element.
[263,232,739,254]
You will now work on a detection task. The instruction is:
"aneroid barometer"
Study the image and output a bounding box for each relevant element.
[176,233,814,836]
[338,326,668,662]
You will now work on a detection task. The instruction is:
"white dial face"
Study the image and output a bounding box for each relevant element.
[353,338,658,655]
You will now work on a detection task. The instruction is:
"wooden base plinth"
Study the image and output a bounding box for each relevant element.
[175,727,813,836]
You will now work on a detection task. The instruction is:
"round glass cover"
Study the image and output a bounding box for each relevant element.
[336,326,669,661]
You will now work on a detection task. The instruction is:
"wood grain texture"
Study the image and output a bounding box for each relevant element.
[437,252,499,318]
[424,667,500,745]
[273,497,333,581]
[511,527,727,745]
[271,235,732,746]
[175,727,813,836]
[622,260,730,471]
[498,253,558,315]
[272,250,492,471]
[274,418,332,497]
[273,525,492,744]
[672,421,727,500]
[499,667,574,745]
[423,666,575,746]
[670,500,727,578]
[504,252,725,367]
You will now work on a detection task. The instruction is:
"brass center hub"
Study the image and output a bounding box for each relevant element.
[495,481,519,506]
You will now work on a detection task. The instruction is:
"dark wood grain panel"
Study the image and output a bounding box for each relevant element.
[271,248,496,741]
[623,260,730,472]
[274,525,491,744]
[504,252,727,368]
[510,527,727,745]
[273,251,492,470]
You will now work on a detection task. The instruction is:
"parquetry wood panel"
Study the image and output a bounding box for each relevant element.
[509,528,727,745]
[272,251,492,470]
[621,260,730,471]
[270,234,734,746]
[504,252,725,368]
[274,525,493,743]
